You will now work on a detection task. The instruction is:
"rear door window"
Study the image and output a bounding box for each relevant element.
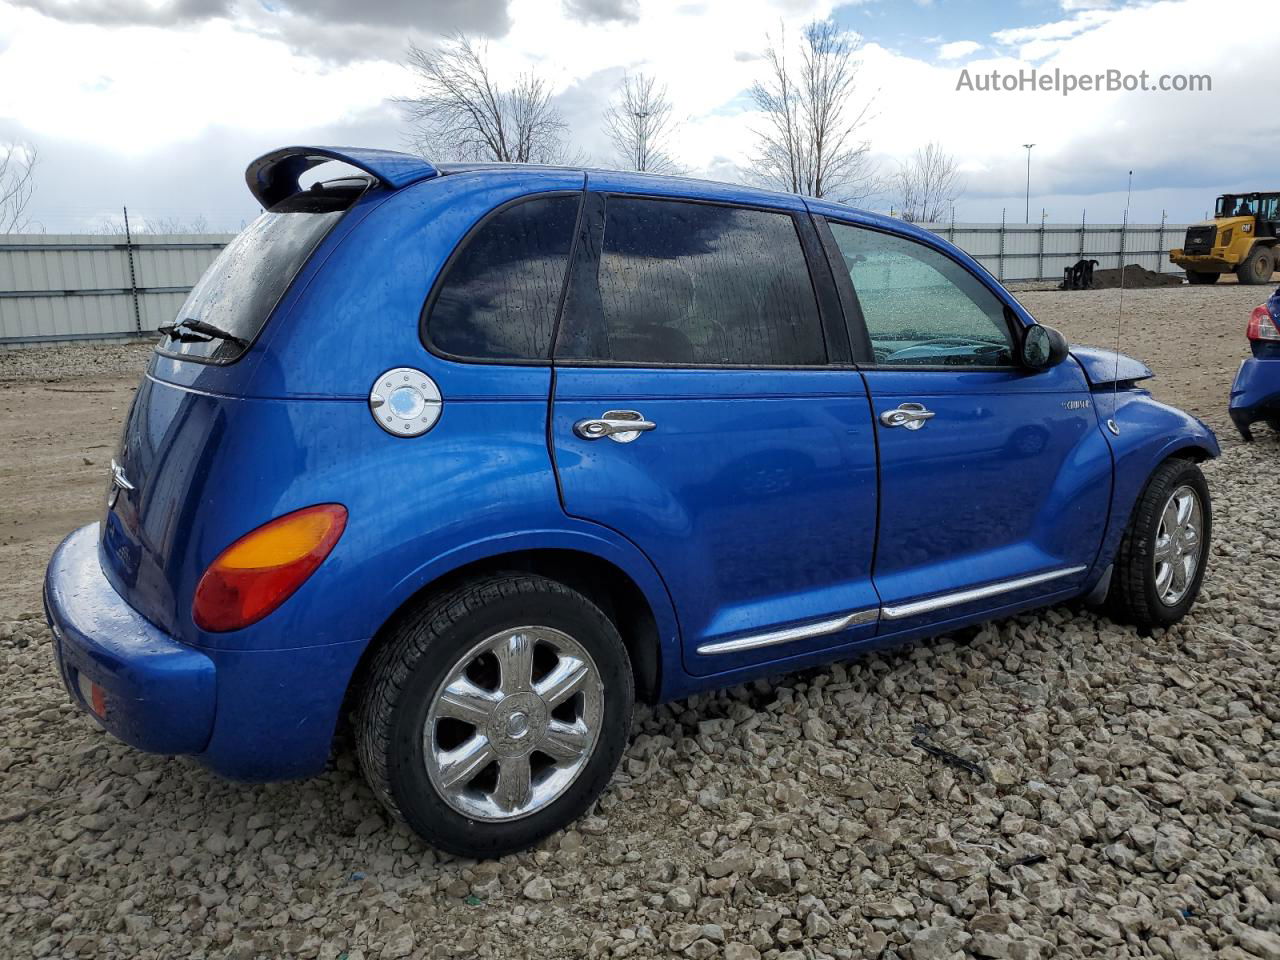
[425,194,580,361]
[157,186,359,364]
[556,196,826,366]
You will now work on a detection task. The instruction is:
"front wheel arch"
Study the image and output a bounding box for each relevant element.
[1107,457,1212,628]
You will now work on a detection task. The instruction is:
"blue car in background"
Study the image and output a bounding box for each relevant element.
[1229,285,1280,440]
[44,147,1219,857]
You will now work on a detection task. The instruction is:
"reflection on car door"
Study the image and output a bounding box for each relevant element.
[551,182,879,677]
[819,216,1113,632]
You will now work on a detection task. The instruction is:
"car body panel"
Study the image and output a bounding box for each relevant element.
[102,370,684,658]
[46,523,217,755]
[1068,346,1154,387]
[1089,389,1219,576]
[861,362,1112,630]
[552,366,881,677]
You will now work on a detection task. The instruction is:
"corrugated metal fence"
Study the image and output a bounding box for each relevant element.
[0,220,1189,347]
[0,233,235,346]
[925,218,1188,285]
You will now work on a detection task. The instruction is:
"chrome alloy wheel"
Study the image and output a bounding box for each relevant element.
[423,626,604,821]
[1153,485,1204,607]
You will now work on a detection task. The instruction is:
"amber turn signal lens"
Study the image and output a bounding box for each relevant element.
[192,504,347,632]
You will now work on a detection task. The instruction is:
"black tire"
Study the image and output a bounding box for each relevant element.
[356,574,633,858]
[1237,245,1275,285]
[1185,270,1219,285]
[1109,459,1211,629]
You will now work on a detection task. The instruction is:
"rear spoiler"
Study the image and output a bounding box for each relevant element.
[245,146,439,208]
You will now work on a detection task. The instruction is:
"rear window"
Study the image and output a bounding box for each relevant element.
[424,194,580,361]
[156,185,360,363]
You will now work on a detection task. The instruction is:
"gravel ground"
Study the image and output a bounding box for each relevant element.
[1,287,1278,960]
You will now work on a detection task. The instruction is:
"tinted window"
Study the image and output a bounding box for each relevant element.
[427,195,579,360]
[558,197,825,366]
[829,222,1014,367]
[158,187,357,363]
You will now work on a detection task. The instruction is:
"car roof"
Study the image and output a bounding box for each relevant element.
[438,161,802,204]
[246,145,918,244]
[435,161,920,238]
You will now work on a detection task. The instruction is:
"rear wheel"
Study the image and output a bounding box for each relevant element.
[1237,245,1275,285]
[356,574,633,858]
[1110,459,1211,628]
[1185,270,1219,285]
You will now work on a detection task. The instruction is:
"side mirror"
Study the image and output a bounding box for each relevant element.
[1020,324,1069,370]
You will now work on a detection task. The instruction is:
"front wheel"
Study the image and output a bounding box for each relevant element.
[1237,245,1275,285]
[1109,459,1211,628]
[1185,270,1219,285]
[356,574,633,858]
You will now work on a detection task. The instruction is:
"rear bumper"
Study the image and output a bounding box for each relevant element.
[44,523,216,754]
[1229,357,1280,438]
[45,523,369,781]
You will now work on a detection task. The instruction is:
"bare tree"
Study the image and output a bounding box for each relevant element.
[604,73,678,173]
[1,142,38,234]
[400,34,574,164]
[142,214,210,234]
[891,142,963,223]
[749,21,876,201]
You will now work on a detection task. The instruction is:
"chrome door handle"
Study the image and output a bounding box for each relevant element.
[879,402,935,430]
[574,410,656,443]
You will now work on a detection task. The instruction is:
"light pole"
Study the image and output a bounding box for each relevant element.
[1022,143,1035,224]
[633,110,650,172]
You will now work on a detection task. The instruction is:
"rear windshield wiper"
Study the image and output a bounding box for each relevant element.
[159,318,248,348]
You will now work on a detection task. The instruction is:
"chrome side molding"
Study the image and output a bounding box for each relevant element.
[880,565,1088,620]
[696,607,878,656]
[694,565,1088,656]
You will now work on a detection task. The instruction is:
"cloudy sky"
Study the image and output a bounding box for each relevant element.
[0,0,1275,232]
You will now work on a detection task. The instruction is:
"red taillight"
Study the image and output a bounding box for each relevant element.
[193,504,347,632]
[1246,304,1280,341]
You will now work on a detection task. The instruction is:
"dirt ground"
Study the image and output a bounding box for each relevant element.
[1,285,1277,960]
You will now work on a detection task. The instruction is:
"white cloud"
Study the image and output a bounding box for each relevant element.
[0,0,1276,228]
[936,39,982,60]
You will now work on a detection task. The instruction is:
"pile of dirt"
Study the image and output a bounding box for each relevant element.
[1087,263,1185,289]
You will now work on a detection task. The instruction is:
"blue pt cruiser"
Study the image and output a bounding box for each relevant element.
[45,147,1219,857]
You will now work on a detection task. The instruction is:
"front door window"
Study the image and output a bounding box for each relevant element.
[828,222,1014,368]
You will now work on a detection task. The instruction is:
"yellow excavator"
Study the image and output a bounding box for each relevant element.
[1171,192,1279,284]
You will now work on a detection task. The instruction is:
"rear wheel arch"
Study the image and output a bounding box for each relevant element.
[346,548,666,716]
